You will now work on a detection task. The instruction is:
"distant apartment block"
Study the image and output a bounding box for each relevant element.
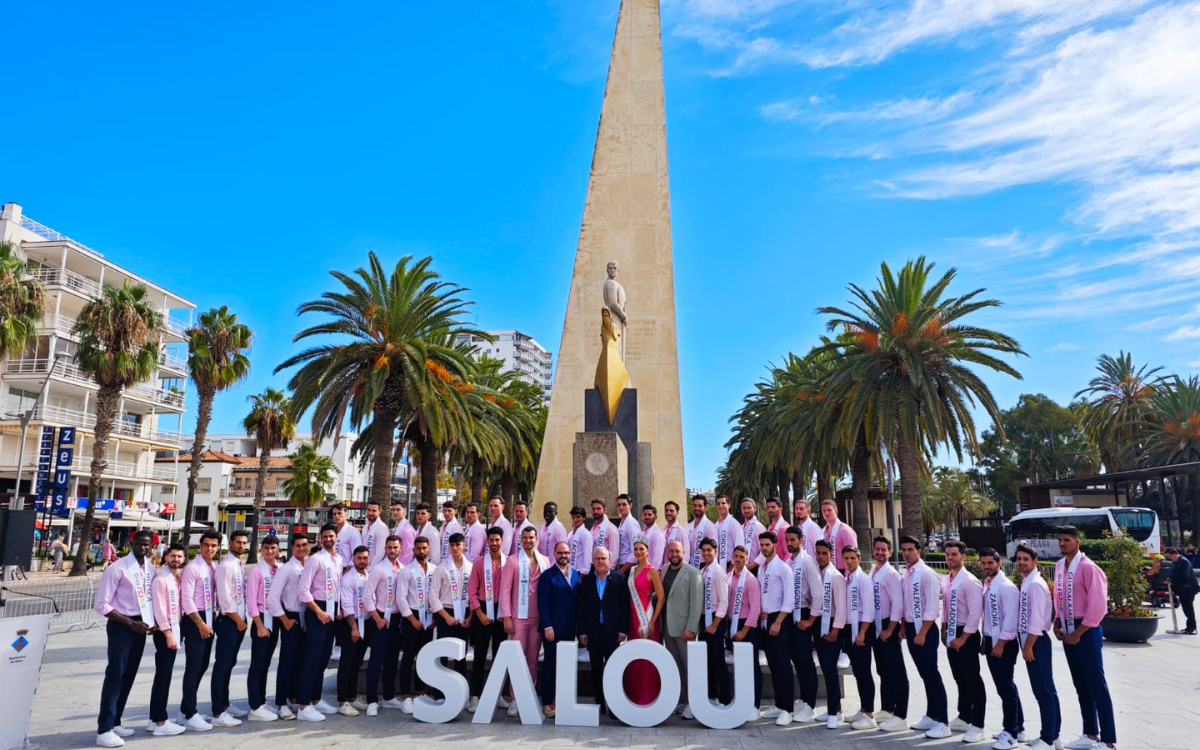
[457,329,553,401]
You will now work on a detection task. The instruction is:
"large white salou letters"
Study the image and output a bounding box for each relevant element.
[472,640,543,725]
[412,638,470,723]
[687,642,756,729]
[603,640,681,727]
[553,641,601,727]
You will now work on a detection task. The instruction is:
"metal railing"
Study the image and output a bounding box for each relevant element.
[28,265,104,299]
[227,489,278,498]
[159,350,187,372]
[0,405,182,447]
[1,572,104,634]
[125,383,185,409]
[73,455,177,481]
[39,313,79,338]
[3,357,95,386]
[20,215,102,258]
[163,317,189,336]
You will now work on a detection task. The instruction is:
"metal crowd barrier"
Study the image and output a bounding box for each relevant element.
[0,572,104,634]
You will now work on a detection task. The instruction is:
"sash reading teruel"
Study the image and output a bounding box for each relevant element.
[848,570,862,628]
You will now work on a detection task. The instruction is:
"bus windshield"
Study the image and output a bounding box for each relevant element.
[1007,513,1110,541]
[1110,509,1155,542]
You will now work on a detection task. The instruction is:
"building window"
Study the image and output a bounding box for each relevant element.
[197,478,212,493]
[6,388,37,414]
[194,506,210,522]
[162,485,176,495]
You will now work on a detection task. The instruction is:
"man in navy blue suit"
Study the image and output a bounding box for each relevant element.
[576,546,629,714]
[538,540,581,717]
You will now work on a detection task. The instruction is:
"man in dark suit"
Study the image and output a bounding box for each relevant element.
[576,546,629,713]
[1166,548,1197,634]
[539,541,581,716]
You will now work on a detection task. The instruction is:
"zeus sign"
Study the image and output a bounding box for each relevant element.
[412,639,756,730]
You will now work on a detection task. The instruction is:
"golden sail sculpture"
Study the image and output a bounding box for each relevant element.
[594,308,630,425]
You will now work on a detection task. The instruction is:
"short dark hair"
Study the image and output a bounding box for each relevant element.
[1167,547,1180,555]
[570,506,586,518]
[616,493,630,502]
[466,502,480,513]
[785,525,803,540]
[899,535,922,550]
[732,545,748,555]
[414,503,430,514]
[692,494,708,503]
[448,532,465,544]
[320,523,337,535]
[513,500,528,508]
[262,535,280,547]
[944,540,966,553]
[873,536,891,549]
[229,529,250,542]
[1015,543,1038,560]
[133,529,154,542]
[353,545,370,556]
[758,531,777,544]
[642,504,656,514]
[292,535,309,548]
[521,526,538,536]
[814,539,833,552]
[700,538,717,550]
[1057,525,1081,540]
[366,500,382,509]
[167,542,187,554]
[200,530,222,544]
[978,547,1000,562]
[765,497,781,507]
[664,500,679,511]
[414,536,430,547]
[841,545,860,557]
[545,501,558,511]
[332,503,347,511]
[386,534,402,545]
[486,527,504,539]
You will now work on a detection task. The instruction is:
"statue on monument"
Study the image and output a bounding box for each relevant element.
[595,307,630,426]
[602,260,627,359]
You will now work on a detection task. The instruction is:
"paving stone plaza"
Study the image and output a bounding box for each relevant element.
[27,624,1197,750]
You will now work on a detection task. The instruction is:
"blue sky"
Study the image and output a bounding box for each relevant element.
[5,0,1199,490]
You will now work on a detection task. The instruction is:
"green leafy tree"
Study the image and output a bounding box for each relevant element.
[0,240,45,359]
[283,442,337,514]
[182,306,252,543]
[243,388,296,562]
[927,467,994,533]
[1074,352,1162,472]
[70,282,162,575]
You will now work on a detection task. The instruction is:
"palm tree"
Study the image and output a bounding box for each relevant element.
[181,306,252,543]
[1139,376,1200,543]
[819,257,1025,539]
[69,282,162,576]
[278,253,484,510]
[928,467,993,534]
[243,388,296,562]
[1074,352,1162,472]
[0,240,45,359]
[282,442,336,523]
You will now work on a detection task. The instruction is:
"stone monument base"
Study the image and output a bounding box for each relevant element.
[573,432,628,512]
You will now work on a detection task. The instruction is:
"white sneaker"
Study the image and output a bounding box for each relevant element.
[112,726,135,738]
[366,703,379,717]
[315,699,338,714]
[964,726,987,743]
[852,716,877,730]
[1028,741,1054,750]
[880,716,909,732]
[506,703,518,717]
[152,721,186,737]
[837,652,850,669]
[827,714,842,730]
[380,697,404,709]
[794,704,815,723]
[926,723,953,739]
[951,718,971,732]
[1016,733,1028,743]
[97,731,125,748]
[846,711,866,723]
[467,696,480,713]
[144,721,156,734]
[277,705,295,720]
[331,645,342,661]
[816,711,831,722]
[992,731,1019,750]
[913,715,937,730]
[351,698,368,711]
[813,652,820,666]
[682,706,694,720]
[497,695,510,709]
[762,706,782,719]
[248,706,278,722]
[747,708,761,721]
[725,651,735,665]
[1065,737,1098,750]
[876,710,894,722]
[776,711,792,727]
[338,702,360,717]
[184,715,212,732]
[297,705,325,722]
[210,712,242,728]
[227,704,249,718]
[400,697,414,714]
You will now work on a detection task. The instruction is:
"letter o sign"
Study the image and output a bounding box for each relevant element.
[601,640,681,727]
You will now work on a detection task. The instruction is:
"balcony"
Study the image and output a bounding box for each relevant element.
[3,357,95,388]
[40,313,79,339]
[158,350,187,373]
[125,383,185,410]
[29,266,104,299]
[1,404,183,447]
[75,455,177,482]
[162,318,189,338]
[227,489,280,499]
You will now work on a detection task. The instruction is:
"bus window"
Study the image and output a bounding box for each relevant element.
[1111,509,1155,542]
[1066,514,1110,539]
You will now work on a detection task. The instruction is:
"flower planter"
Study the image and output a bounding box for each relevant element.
[1101,614,1159,643]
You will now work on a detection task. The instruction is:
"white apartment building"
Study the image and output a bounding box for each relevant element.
[457,329,553,401]
[0,202,194,518]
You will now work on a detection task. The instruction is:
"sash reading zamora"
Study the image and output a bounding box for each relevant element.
[411,638,757,729]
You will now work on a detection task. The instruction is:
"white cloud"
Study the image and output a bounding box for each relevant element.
[1166,325,1200,342]
[1048,342,1083,352]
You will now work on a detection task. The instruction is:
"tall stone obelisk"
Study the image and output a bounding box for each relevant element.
[534,0,685,517]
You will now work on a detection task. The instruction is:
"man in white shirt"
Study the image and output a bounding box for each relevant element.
[640,504,666,568]
[538,501,568,560]
[943,540,986,742]
[661,500,690,569]
[462,502,487,562]
[792,499,822,560]
[590,498,619,563]
[868,536,909,733]
[210,530,249,727]
[615,494,639,574]
[363,535,405,715]
[413,503,441,566]
[841,546,878,730]
[397,537,436,713]
[335,546,371,716]
[296,524,344,722]
[756,531,795,726]
[786,525,822,723]
[803,539,847,730]
[487,496,514,553]
[979,547,1025,750]
[509,500,536,556]
[763,498,790,563]
[266,534,309,720]
[567,506,595,575]
[688,494,716,569]
[391,501,416,565]
[245,535,281,723]
[712,495,742,570]
[439,500,464,562]
[332,503,361,573]
[697,538,730,706]
[432,533,474,682]
[361,500,390,563]
[742,499,765,572]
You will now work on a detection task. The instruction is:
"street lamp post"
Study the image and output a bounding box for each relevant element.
[7,352,72,511]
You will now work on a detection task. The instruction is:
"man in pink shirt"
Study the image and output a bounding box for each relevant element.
[467,528,508,712]
[391,500,416,565]
[361,500,390,563]
[509,500,536,557]
[615,494,639,573]
[740,499,764,572]
[413,503,441,566]
[1053,526,1115,750]
[1016,543,1061,750]
[727,545,762,718]
[661,500,690,569]
[179,530,220,732]
[713,495,742,570]
[332,503,361,573]
[841,546,877,730]
[763,498,789,563]
[567,506,595,575]
[210,530,249,727]
[462,502,487,562]
[363,535,405,714]
[942,540,986,742]
[335,546,371,715]
[792,499,823,560]
[590,498,619,563]
[94,530,156,748]
[245,535,281,722]
[900,535,950,739]
[266,534,309,720]
[869,536,909,732]
[537,501,568,560]
[819,499,857,574]
[439,500,465,562]
[295,524,343,722]
[639,504,666,569]
[487,496,514,554]
[502,526,551,716]
[149,543,187,737]
[800,539,847,728]
[687,494,716,569]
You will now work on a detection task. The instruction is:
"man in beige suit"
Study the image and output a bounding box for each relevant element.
[661,540,704,718]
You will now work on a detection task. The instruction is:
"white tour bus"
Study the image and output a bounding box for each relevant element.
[1005,506,1161,560]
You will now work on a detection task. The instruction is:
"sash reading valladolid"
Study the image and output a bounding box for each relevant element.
[410,638,756,729]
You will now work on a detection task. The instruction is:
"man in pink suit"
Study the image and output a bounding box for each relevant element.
[502,526,551,715]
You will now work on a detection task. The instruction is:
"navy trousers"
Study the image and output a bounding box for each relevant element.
[400,619,434,694]
[335,619,369,702]
[905,622,948,724]
[180,614,213,718]
[984,635,1024,736]
[298,607,336,704]
[845,622,876,712]
[946,627,986,728]
[813,620,842,715]
[872,620,908,718]
[149,630,177,723]
[789,611,818,708]
[728,618,762,707]
[275,611,305,706]
[760,615,794,711]
[247,619,280,709]
[1062,625,1116,744]
[364,613,397,703]
[1026,635,1061,744]
[98,619,147,734]
[210,615,246,715]
[701,619,731,703]
[470,618,507,696]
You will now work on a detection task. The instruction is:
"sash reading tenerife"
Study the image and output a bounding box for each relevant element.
[410,638,757,729]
